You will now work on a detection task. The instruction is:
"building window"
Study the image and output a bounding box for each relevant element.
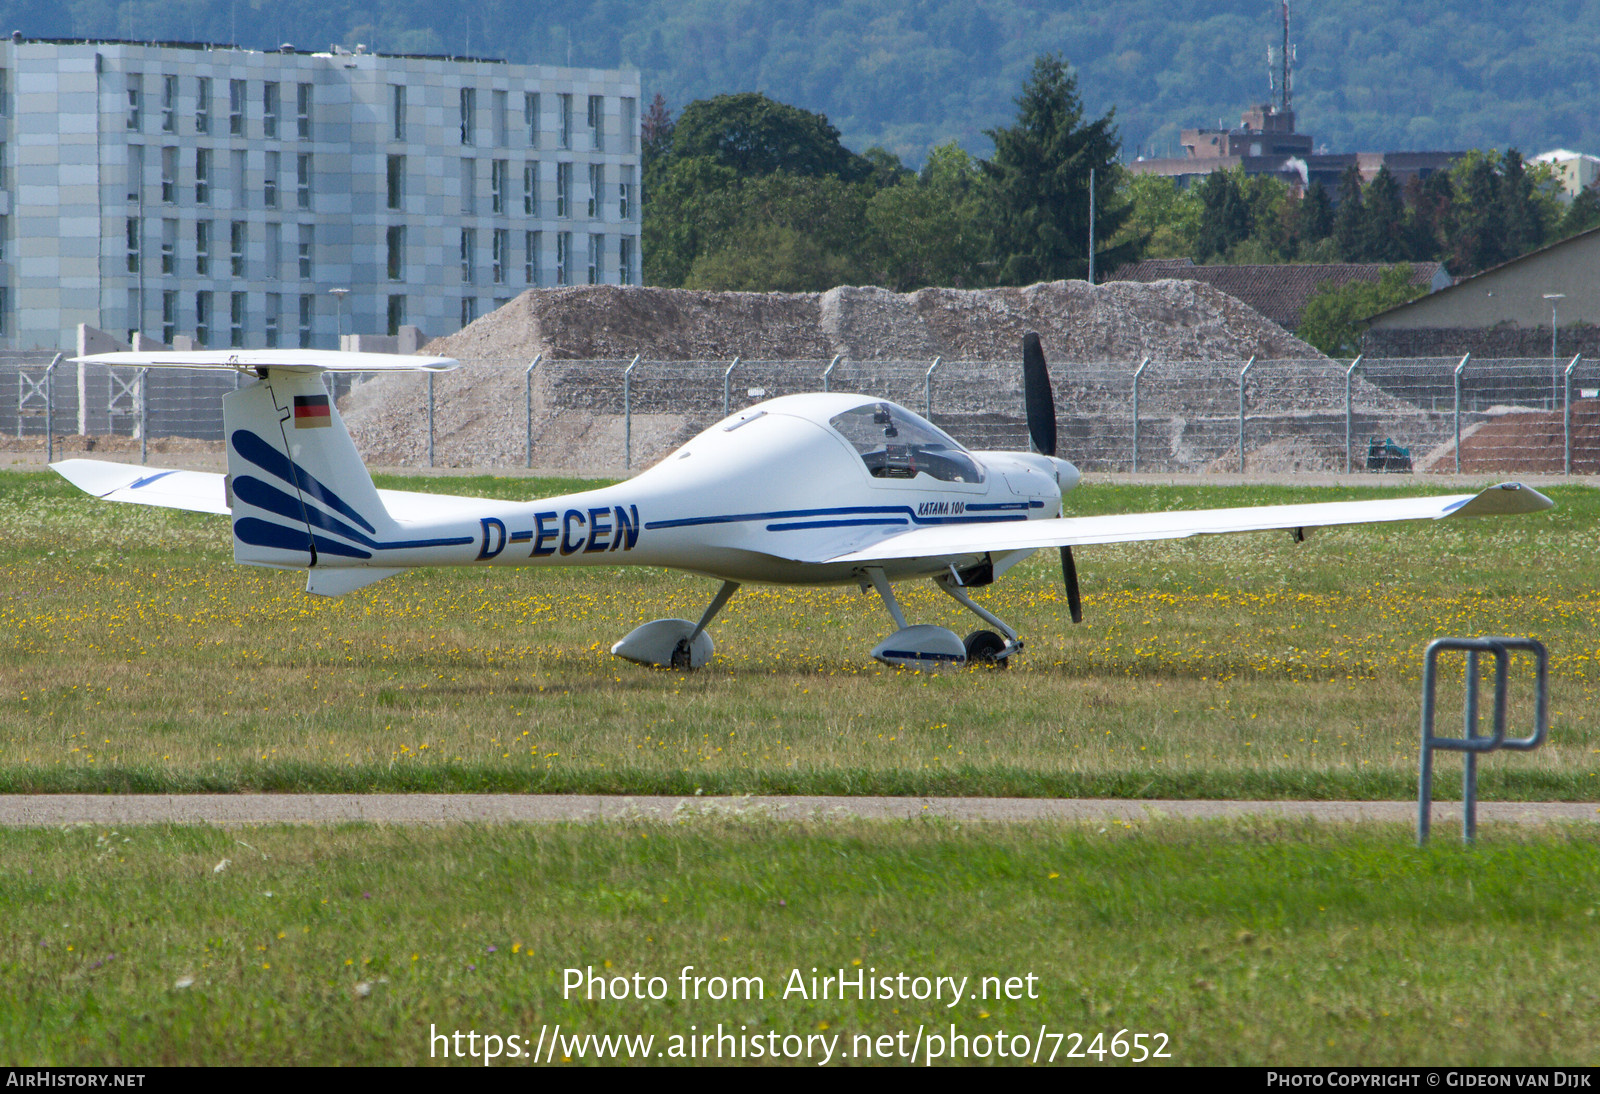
[195,78,211,134]
[126,74,142,130]
[588,233,601,284]
[619,235,634,286]
[491,159,507,214]
[523,162,537,215]
[229,79,245,135]
[296,153,312,209]
[230,292,246,347]
[195,148,211,204]
[620,166,635,220]
[459,86,476,146]
[231,221,247,278]
[263,82,279,138]
[125,218,141,273]
[265,151,279,208]
[622,96,637,154]
[525,230,540,285]
[196,220,211,276]
[558,94,572,150]
[556,231,569,285]
[232,149,247,209]
[493,228,508,284]
[196,291,212,346]
[266,222,280,279]
[161,146,177,203]
[587,95,603,152]
[556,162,570,218]
[525,92,538,145]
[296,83,312,139]
[387,294,405,336]
[127,144,143,203]
[386,225,405,281]
[392,85,406,141]
[386,154,405,210]
[299,294,313,347]
[587,163,603,218]
[162,291,177,344]
[461,158,476,215]
[298,225,313,278]
[161,75,177,133]
[265,294,280,347]
[161,219,176,275]
[461,297,478,327]
[460,228,476,283]
[493,89,508,146]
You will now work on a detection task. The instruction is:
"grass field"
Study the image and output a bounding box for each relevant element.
[6,818,1600,1066]
[1,471,1597,798]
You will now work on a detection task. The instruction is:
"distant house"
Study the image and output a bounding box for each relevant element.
[1108,259,1452,334]
[1363,226,1600,357]
[1530,149,1600,202]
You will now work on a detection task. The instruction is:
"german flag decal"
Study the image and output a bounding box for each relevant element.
[293,394,332,429]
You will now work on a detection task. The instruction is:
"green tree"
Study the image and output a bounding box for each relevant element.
[1358,165,1407,262]
[1193,168,1252,262]
[980,54,1132,284]
[1114,173,1203,259]
[1296,264,1428,356]
[865,141,987,288]
[1331,165,1366,261]
[1557,187,1600,239]
[670,91,873,182]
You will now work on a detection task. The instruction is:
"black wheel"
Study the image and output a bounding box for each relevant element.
[670,638,694,670]
[963,629,1008,668]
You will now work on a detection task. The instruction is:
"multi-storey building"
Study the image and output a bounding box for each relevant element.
[0,36,641,351]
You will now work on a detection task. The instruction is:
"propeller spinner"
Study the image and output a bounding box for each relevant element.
[1021,332,1083,624]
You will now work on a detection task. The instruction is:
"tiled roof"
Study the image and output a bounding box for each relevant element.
[1107,260,1446,331]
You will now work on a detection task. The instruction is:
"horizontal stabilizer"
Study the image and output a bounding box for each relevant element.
[73,350,457,374]
[823,483,1555,566]
[50,459,229,515]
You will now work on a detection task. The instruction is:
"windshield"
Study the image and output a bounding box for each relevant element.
[828,403,984,483]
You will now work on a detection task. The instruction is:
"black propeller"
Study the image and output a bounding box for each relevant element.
[1021,332,1083,624]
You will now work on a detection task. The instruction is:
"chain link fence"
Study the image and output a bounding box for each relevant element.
[4,354,1598,475]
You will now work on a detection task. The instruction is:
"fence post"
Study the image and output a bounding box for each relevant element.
[43,353,62,464]
[1131,356,1150,473]
[1237,356,1255,473]
[1453,353,1470,474]
[1344,355,1363,474]
[138,367,149,465]
[427,371,435,468]
[624,354,640,469]
[822,354,841,392]
[924,356,941,420]
[1565,354,1582,476]
[723,356,739,418]
[524,354,542,470]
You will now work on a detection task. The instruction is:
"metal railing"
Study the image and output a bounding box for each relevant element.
[1418,637,1549,845]
[4,354,1598,474]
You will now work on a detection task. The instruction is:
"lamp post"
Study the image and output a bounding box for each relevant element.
[329,287,350,350]
[1544,293,1565,407]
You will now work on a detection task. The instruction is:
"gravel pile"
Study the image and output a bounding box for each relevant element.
[337,280,1425,474]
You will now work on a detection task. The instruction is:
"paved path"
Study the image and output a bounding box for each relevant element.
[3,795,1598,827]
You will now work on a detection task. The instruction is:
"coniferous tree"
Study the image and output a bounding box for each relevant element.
[1498,149,1546,257]
[1331,165,1366,261]
[1193,169,1252,262]
[1299,181,1334,244]
[980,53,1132,284]
[1358,166,1407,262]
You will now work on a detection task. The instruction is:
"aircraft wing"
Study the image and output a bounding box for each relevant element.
[51,459,231,515]
[51,459,501,521]
[820,483,1554,566]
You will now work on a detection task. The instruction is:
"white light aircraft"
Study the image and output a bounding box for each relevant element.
[53,337,1553,670]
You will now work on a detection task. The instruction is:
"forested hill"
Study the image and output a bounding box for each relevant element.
[10,0,1600,164]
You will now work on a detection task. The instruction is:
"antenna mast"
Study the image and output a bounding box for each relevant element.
[1281,0,1293,113]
